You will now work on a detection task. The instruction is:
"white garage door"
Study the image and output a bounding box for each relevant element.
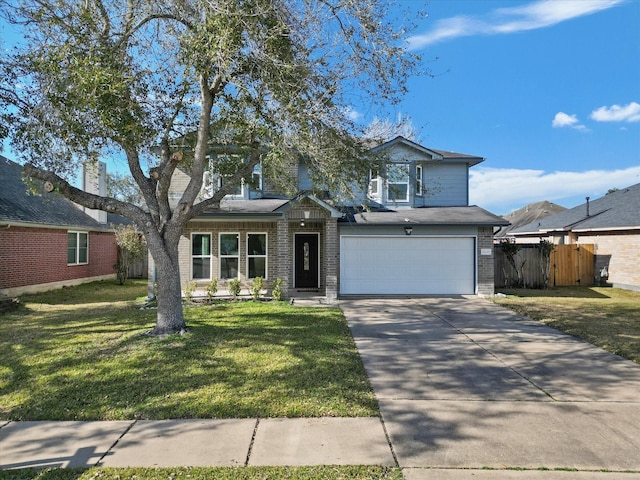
[340,236,475,295]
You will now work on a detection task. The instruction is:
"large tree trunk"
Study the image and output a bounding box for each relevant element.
[147,236,187,336]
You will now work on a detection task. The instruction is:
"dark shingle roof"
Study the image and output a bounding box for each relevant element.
[496,200,567,238]
[367,136,485,166]
[341,206,509,226]
[512,183,640,234]
[0,156,110,229]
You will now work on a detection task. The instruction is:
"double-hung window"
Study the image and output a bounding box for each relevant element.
[416,165,423,196]
[387,164,410,202]
[247,233,267,279]
[67,231,88,265]
[219,233,240,279]
[368,168,381,200]
[192,233,211,279]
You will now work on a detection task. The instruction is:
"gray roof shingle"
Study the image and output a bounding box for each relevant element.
[0,156,111,230]
[512,183,640,234]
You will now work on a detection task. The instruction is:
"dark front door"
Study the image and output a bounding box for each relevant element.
[295,234,319,289]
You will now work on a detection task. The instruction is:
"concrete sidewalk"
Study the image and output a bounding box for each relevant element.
[0,417,394,469]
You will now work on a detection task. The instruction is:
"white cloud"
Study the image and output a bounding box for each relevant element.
[552,112,588,130]
[407,0,627,49]
[590,101,640,122]
[469,165,640,213]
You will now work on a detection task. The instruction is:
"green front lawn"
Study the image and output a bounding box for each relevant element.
[0,280,377,420]
[493,287,640,363]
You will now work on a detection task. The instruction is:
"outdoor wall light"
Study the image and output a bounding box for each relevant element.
[404,226,413,235]
[300,219,305,227]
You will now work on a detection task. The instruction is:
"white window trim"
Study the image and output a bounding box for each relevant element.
[416,165,423,196]
[191,232,212,280]
[219,232,240,279]
[368,168,381,200]
[67,231,89,266]
[246,232,268,279]
[387,163,410,202]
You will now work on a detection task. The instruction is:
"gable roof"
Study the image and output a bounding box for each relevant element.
[495,200,567,238]
[512,183,640,235]
[0,156,117,230]
[368,136,485,167]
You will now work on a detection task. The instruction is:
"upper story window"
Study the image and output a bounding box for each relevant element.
[387,164,410,202]
[416,165,423,196]
[67,231,88,265]
[202,155,262,200]
[368,167,381,201]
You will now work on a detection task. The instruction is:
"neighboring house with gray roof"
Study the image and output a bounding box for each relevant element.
[495,200,567,241]
[0,156,121,296]
[510,184,640,291]
[164,136,508,299]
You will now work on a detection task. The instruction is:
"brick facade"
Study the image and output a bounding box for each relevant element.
[476,226,496,296]
[576,231,640,291]
[0,226,117,295]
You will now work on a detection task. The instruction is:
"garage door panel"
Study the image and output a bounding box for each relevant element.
[340,236,475,295]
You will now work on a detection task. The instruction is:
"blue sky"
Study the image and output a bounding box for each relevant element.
[2,0,639,215]
[366,0,640,214]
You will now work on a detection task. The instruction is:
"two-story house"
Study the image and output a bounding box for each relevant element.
[158,136,508,300]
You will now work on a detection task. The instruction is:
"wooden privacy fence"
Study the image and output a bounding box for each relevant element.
[495,243,594,288]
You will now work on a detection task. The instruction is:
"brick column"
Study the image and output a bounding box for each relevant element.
[477,226,495,296]
[276,219,290,298]
[325,218,339,301]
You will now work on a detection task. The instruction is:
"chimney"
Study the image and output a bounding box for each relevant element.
[83,161,108,224]
[585,196,590,217]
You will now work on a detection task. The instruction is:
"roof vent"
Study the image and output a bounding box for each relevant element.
[586,196,590,217]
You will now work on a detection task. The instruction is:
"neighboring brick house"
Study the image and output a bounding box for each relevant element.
[0,156,121,296]
[156,136,508,300]
[510,184,640,291]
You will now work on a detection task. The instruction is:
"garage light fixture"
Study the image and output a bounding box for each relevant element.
[404,226,413,235]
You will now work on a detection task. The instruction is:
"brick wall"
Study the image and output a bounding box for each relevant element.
[577,231,640,291]
[477,226,496,296]
[0,226,117,292]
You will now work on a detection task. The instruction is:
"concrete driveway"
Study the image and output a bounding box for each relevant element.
[340,297,640,478]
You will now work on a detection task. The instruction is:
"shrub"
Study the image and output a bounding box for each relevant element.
[250,276,264,301]
[206,278,218,302]
[272,278,284,301]
[227,278,242,300]
[183,280,197,303]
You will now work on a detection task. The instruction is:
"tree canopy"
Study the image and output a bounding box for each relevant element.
[0,0,422,334]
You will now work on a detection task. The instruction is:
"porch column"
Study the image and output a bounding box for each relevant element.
[325,218,339,301]
[276,219,290,299]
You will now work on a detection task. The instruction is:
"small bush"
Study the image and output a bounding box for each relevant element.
[251,277,264,301]
[272,278,284,301]
[206,278,218,302]
[183,280,197,303]
[227,278,241,300]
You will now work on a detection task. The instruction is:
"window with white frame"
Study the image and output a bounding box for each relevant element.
[67,231,88,265]
[247,233,267,279]
[416,165,423,196]
[387,164,410,202]
[219,233,240,279]
[368,167,381,200]
[191,233,211,279]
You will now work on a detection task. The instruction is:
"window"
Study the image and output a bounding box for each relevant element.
[192,233,211,279]
[387,164,410,202]
[368,168,381,199]
[416,165,423,196]
[67,231,88,265]
[219,233,239,279]
[247,233,267,279]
